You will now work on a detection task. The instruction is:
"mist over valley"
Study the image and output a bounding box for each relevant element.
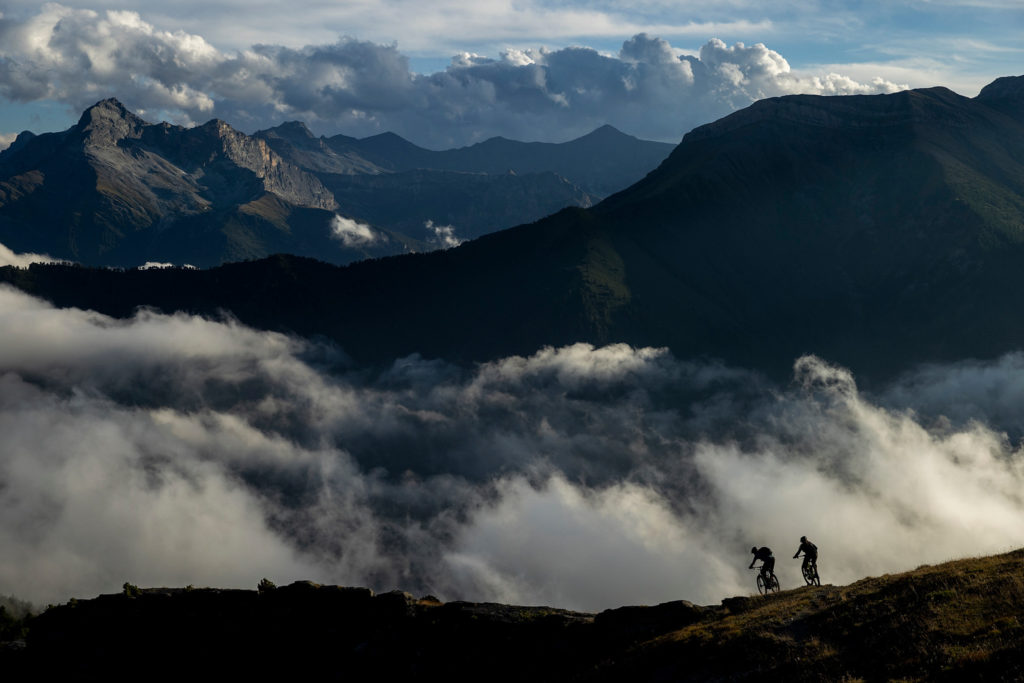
[3,283,1024,612]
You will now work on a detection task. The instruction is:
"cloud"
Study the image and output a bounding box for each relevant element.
[2,286,1023,610]
[0,4,903,146]
[0,242,56,267]
[425,220,463,249]
[330,215,382,247]
[0,132,16,150]
[0,1,777,56]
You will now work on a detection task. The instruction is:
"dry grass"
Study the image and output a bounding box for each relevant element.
[601,549,1024,680]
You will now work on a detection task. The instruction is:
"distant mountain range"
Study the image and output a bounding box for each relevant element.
[0,100,671,267]
[4,76,1024,381]
[259,121,674,196]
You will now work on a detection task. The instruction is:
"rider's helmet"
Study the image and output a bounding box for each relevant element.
[800,536,807,542]
[751,546,757,554]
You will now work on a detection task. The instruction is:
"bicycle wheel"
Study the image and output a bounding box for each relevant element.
[769,572,780,593]
[802,562,816,586]
[756,573,767,595]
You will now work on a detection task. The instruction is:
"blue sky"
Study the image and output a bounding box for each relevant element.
[0,1,1021,148]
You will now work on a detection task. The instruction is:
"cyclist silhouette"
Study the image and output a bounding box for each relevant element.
[794,536,819,585]
[749,546,775,578]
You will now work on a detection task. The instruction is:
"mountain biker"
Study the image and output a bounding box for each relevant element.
[749,546,775,580]
[793,536,818,574]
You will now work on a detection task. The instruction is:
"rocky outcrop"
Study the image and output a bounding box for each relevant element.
[0,99,360,266]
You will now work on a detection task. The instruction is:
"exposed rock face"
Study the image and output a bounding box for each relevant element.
[0,99,372,266]
[76,98,148,147]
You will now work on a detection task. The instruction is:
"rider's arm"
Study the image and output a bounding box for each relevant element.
[748,560,755,569]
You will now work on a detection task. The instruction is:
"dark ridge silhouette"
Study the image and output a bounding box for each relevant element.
[3,550,1023,680]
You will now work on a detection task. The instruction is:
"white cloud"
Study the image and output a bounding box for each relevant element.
[330,215,381,247]
[441,354,1024,610]
[425,220,463,249]
[0,241,56,267]
[3,287,1024,610]
[0,5,903,145]
[443,475,736,609]
[0,132,16,150]
[0,1,776,55]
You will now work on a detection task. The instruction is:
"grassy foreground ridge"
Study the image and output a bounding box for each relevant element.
[3,549,1023,680]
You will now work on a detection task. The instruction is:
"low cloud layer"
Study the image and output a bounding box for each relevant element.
[0,4,903,146]
[1,284,1023,610]
[0,242,55,267]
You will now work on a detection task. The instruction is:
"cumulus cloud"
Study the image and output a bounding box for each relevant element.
[0,241,55,267]
[2,286,1022,609]
[0,4,904,146]
[330,215,382,247]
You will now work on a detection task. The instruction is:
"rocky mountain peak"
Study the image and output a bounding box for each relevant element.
[76,98,148,146]
[273,121,316,141]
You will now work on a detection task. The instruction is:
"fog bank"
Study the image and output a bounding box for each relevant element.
[1,285,1022,609]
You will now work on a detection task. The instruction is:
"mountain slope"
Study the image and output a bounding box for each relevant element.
[5,79,1024,380]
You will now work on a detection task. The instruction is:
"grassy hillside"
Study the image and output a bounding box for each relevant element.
[600,549,1024,681]
[4,549,1024,680]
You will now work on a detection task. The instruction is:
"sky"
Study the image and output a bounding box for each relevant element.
[0,1,1021,149]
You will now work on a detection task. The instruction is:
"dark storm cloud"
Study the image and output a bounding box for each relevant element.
[2,283,1023,611]
[0,5,902,146]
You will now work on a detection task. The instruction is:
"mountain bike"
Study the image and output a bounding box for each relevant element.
[752,565,780,594]
[799,555,820,586]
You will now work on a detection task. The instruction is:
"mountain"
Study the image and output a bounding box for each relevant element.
[0,99,421,267]
[255,122,676,241]
[0,100,666,267]
[317,168,594,241]
[5,549,1024,679]
[5,78,1024,381]
[316,123,676,197]
[254,120,385,175]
